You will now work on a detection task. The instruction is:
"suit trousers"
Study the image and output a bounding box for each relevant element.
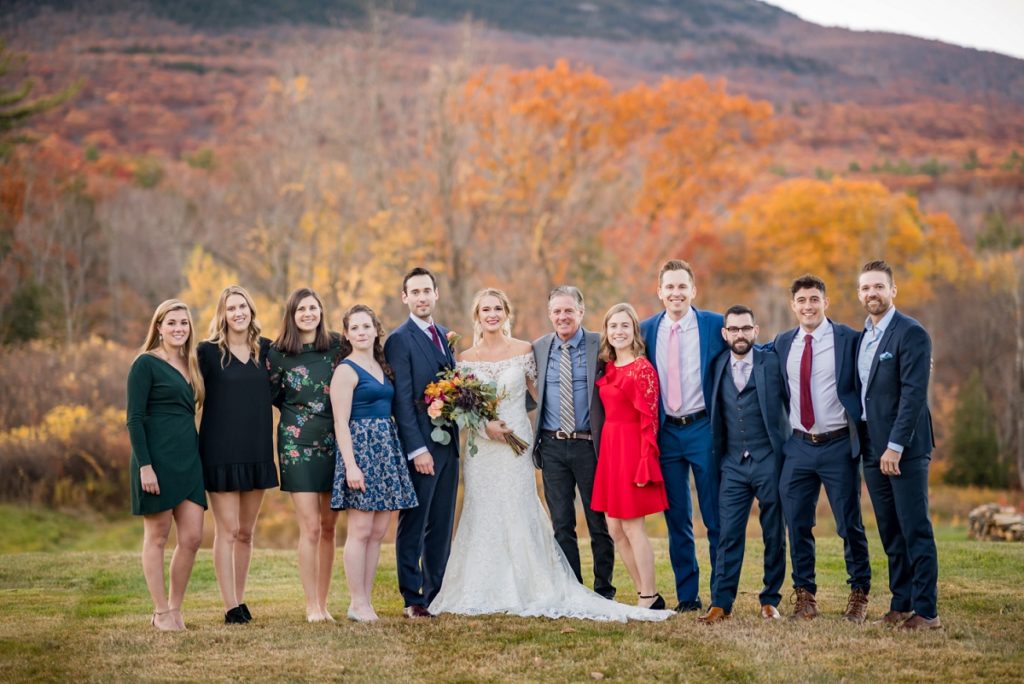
[538,434,616,599]
[780,435,871,595]
[659,417,720,603]
[396,443,459,607]
[712,452,786,612]
[863,448,938,618]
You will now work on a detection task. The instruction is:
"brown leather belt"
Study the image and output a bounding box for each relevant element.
[665,410,708,427]
[541,429,593,441]
[793,427,850,445]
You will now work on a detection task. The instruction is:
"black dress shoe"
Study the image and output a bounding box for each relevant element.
[597,591,616,601]
[675,599,703,613]
[225,606,248,624]
[238,603,252,621]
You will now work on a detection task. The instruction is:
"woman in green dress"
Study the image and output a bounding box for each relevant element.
[267,288,343,622]
[126,299,207,631]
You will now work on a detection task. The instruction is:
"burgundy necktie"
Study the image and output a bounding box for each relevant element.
[800,333,815,430]
[428,324,444,353]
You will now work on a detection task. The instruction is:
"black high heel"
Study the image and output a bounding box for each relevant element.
[639,593,666,610]
[238,603,252,622]
[225,606,248,624]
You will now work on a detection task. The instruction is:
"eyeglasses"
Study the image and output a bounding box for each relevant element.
[724,326,755,334]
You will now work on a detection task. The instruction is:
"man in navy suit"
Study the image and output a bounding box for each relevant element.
[384,267,459,618]
[856,260,940,630]
[699,305,788,623]
[640,259,725,612]
[774,274,871,622]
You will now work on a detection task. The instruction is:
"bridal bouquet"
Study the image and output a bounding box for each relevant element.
[424,368,530,457]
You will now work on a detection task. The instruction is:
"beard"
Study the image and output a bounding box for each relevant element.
[728,338,753,355]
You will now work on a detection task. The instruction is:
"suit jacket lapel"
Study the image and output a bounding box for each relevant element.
[535,334,553,400]
[646,311,665,364]
[695,307,711,379]
[407,318,445,365]
[435,323,455,366]
[865,313,899,393]
[777,329,797,393]
[830,319,847,382]
[753,350,770,432]
[585,329,598,408]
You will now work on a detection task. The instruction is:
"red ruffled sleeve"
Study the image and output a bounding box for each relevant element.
[628,358,663,486]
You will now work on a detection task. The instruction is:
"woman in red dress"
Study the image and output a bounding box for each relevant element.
[592,303,669,610]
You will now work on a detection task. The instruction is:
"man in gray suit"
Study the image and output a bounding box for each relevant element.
[531,285,615,599]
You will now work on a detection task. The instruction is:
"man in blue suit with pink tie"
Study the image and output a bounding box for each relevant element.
[640,259,725,613]
[857,260,940,630]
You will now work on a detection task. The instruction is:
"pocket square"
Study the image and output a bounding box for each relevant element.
[879,352,894,361]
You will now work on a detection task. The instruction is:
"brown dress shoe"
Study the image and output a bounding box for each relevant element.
[403,605,434,619]
[697,606,731,624]
[873,609,913,626]
[789,588,818,620]
[760,605,782,620]
[899,614,942,631]
[843,588,869,624]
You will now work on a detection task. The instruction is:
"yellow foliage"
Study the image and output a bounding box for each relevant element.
[178,245,241,336]
[0,404,122,446]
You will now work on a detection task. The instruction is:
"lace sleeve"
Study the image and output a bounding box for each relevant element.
[522,353,538,383]
[629,358,663,486]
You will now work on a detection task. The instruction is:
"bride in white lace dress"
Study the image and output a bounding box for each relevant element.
[428,289,672,622]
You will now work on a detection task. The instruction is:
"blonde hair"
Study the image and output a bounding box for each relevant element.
[140,299,205,408]
[471,288,514,344]
[598,302,646,362]
[207,285,262,368]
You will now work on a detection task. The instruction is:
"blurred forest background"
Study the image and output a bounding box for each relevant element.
[1,0,1023,535]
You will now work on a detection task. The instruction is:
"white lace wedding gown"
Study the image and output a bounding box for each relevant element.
[428,353,673,622]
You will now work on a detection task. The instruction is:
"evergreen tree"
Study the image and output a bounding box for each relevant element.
[0,39,83,160]
[945,370,1008,488]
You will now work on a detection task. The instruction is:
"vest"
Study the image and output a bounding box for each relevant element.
[720,365,773,460]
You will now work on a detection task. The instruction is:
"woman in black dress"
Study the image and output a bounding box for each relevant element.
[267,288,343,622]
[198,285,278,625]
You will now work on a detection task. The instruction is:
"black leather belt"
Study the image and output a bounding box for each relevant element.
[793,427,849,445]
[665,410,708,427]
[541,429,593,441]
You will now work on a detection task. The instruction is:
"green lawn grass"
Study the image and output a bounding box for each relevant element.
[1,508,1022,683]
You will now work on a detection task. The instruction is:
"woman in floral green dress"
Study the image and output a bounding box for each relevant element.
[268,288,342,622]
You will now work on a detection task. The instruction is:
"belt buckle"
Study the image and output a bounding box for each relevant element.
[554,429,571,440]
[810,433,822,445]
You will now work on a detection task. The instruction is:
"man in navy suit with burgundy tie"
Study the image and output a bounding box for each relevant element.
[857,260,940,630]
[384,267,460,618]
[774,274,872,623]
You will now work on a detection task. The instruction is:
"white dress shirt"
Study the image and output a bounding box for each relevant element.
[656,307,705,416]
[786,322,848,433]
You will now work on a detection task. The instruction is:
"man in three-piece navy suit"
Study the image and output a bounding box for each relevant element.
[774,274,872,622]
[640,259,725,612]
[698,305,789,624]
[384,267,459,618]
[856,260,940,630]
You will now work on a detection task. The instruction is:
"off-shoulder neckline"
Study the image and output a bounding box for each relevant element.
[458,352,533,365]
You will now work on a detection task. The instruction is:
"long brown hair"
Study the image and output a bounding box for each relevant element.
[598,302,646,363]
[272,287,335,355]
[140,299,205,407]
[206,285,262,367]
[339,304,394,381]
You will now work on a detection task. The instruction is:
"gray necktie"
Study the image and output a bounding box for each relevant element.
[733,360,750,392]
[558,343,576,434]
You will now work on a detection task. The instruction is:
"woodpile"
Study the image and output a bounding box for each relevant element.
[968,504,1024,541]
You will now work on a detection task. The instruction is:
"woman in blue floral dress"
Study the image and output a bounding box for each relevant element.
[267,288,342,622]
[330,304,417,622]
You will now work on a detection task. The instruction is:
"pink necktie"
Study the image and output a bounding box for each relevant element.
[667,322,683,412]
